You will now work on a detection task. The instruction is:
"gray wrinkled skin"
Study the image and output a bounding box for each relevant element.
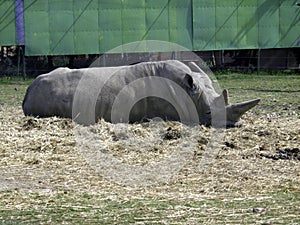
[23,60,260,127]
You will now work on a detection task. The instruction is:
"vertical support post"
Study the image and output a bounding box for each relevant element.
[286,48,290,69]
[171,51,175,60]
[211,51,216,67]
[17,46,21,76]
[15,0,25,78]
[22,46,26,80]
[257,49,261,74]
[0,46,3,60]
[15,0,25,45]
[221,50,225,65]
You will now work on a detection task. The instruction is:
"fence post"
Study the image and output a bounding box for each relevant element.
[21,46,26,80]
[257,49,261,74]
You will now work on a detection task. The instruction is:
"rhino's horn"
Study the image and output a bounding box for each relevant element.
[227,98,260,122]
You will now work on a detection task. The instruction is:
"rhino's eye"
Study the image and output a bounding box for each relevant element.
[191,84,198,94]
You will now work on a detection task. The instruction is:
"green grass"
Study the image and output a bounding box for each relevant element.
[0,84,28,106]
[217,74,300,115]
[0,77,32,106]
[0,76,33,85]
[0,191,299,224]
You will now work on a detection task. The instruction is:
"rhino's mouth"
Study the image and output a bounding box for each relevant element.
[226,120,243,128]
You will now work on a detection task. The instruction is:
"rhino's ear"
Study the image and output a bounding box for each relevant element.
[188,61,205,74]
[184,73,195,90]
[222,89,229,105]
[212,89,229,107]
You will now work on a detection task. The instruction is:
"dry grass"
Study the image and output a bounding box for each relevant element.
[0,105,299,224]
[0,76,299,224]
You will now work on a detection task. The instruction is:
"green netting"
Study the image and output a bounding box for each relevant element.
[0,0,17,45]
[193,0,300,51]
[280,1,300,48]
[257,0,280,48]
[98,0,122,53]
[236,0,258,49]
[23,0,300,56]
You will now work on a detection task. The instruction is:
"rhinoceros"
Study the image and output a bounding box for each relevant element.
[23,60,260,127]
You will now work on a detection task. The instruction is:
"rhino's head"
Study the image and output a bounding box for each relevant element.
[187,62,260,128]
[222,89,260,127]
[208,89,260,128]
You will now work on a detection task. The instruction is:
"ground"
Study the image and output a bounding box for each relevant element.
[0,74,299,224]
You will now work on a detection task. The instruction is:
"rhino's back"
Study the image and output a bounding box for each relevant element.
[22,65,143,119]
[23,68,83,118]
[22,60,205,124]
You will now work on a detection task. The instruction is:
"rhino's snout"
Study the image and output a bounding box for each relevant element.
[226,119,243,128]
[226,98,260,127]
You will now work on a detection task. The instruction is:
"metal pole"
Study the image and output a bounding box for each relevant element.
[286,48,290,69]
[22,46,26,80]
[257,49,261,74]
[221,50,225,65]
[17,46,21,76]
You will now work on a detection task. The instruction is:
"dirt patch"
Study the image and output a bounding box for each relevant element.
[260,148,300,161]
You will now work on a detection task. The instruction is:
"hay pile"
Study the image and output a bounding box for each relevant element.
[0,105,299,199]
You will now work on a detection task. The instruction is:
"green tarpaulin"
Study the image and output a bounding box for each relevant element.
[10,0,300,55]
[0,0,17,45]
